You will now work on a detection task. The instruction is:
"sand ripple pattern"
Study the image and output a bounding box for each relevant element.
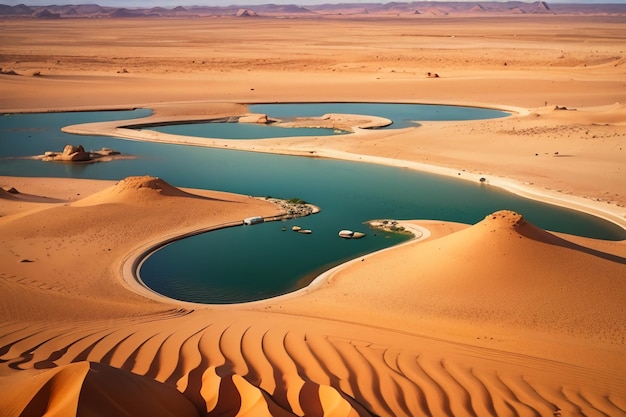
[1,311,624,417]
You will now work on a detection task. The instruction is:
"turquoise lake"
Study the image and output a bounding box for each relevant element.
[1,105,623,304]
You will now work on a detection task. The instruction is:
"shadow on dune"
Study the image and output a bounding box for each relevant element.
[515,214,626,264]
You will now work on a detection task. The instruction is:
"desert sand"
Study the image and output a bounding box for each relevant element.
[1,14,625,417]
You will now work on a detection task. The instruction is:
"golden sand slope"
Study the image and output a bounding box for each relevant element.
[280,211,626,346]
[1,178,624,417]
[0,176,281,322]
[1,14,625,417]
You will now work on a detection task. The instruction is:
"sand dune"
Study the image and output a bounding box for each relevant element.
[0,176,282,322]
[1,302,624,416]
[2,311,626,416]
[0,361,200,417]
[72,176,215,206]
[276,212,626,346]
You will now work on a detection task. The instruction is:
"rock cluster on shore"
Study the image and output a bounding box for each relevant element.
[367,219,411,234]
[265,197,320,219]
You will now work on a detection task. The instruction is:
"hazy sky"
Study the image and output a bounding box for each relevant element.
[6,0,626,7]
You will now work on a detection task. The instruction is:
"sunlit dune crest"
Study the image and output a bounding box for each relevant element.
[283,210,626,345]
[72,175,203,206]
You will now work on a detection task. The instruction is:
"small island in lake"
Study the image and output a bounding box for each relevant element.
[39,144,125,163]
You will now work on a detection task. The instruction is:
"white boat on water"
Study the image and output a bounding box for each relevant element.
[338,230,354,238]
[338,230,365,239]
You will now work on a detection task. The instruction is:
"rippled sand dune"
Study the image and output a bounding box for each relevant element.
[2,307,625,416]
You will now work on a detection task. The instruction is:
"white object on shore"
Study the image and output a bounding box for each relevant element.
[243,216,264,225]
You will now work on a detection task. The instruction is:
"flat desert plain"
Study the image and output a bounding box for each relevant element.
[1,14,625,417]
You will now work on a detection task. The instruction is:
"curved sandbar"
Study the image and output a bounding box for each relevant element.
[62,101,626,230]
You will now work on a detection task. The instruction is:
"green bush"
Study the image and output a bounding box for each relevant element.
[287,197,308,205]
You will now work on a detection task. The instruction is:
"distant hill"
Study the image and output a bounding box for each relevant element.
[109,7,144,18]
[530,1,554,14]
[0,1,624,18]
[0,3,33,15]
[34,8,60,18]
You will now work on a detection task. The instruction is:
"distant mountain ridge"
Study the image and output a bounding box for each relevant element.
[0,1,624,18]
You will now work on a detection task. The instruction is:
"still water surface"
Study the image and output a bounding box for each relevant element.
[1,105,623,304]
